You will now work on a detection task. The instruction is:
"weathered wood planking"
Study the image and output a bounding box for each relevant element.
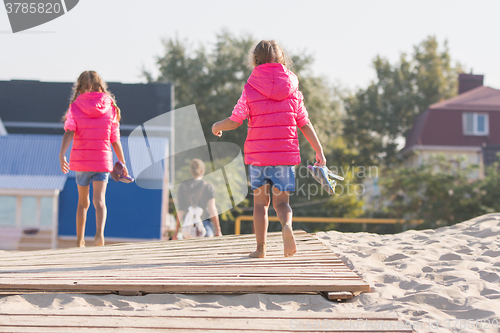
[0,310,414,332]
[0,231,370,295]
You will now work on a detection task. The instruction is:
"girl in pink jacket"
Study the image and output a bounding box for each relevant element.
[59,71,129,247]
[212,40,326,258]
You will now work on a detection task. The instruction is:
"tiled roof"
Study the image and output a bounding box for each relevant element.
[429,86,500,111]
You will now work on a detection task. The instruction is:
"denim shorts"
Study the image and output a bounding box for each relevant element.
[249,165,295,191]
[75,171,109,186]
[203,219,214,237]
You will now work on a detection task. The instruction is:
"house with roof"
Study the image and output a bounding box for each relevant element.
[400,74,500,177]
[0,80,173,250]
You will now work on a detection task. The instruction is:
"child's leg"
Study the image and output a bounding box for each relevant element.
[250,184,271,258]
[92,181,107,246]
[76,185,90,247]
[272,188,297,257]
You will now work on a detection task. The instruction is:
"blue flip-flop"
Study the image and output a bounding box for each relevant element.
[307,166,344,194]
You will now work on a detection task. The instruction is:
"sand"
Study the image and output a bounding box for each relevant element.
[315,213,500,332]
[1,213,499,332]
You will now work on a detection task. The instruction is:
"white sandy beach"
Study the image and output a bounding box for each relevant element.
[0,213,499,332]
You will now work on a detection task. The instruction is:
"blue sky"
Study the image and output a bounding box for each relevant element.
[1,0,499,91]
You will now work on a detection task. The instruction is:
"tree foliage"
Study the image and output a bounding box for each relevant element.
[377,155,499,228]
[343,36,464,167]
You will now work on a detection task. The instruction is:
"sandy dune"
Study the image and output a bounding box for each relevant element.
[316,213,500,332]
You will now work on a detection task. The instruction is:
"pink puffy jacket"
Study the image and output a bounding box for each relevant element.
[64,92,120,172]
[230,63,309,166]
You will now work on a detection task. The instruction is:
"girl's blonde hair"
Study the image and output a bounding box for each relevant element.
[63,71,121,121]
[249,40,292,68]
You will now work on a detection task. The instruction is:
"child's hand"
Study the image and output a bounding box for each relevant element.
[314,152,326,167]
[60,155,70,174]
[212,123,222,137]
[121,163,129,177]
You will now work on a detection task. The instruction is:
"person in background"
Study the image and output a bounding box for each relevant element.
[173,159,222,239]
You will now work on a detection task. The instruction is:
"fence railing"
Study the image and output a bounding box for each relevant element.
[234,215,424,235]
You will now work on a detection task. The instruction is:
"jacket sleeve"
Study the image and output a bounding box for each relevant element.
[295,91,310,127]
[63,106,76,131]
[110,106,120,143]
[229,90,249,124]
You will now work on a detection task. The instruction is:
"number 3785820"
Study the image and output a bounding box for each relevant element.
[5,2,62,14]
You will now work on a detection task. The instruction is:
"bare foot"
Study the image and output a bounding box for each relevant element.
[76,238,85,247]
[249,243,266,258]
[282,224,297,257]
[94,235,105,246]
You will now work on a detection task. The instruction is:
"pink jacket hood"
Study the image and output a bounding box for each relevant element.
[247,63,299,101]
[73,92,114,118]
[241,63,307,166]
[65,92,119,172]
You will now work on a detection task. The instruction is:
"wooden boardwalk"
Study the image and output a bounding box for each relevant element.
[0,231,369,296]
[0,231,414,332]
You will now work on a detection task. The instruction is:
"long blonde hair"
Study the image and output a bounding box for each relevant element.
[249,40,292,68]
[63,71,121,121]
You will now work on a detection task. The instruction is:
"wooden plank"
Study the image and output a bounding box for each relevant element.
[0,312,413,332]
[1,231,312,256]
[0,309,401,320]
[0,254,342,266]
[0,246,333,264]
[324,291,354,300]
[0,326,413,333]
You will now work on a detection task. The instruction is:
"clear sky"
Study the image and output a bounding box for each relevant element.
[1,0,499,91]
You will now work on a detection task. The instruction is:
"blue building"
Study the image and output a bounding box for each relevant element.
[0,80,173,250]
[0,134,168,250]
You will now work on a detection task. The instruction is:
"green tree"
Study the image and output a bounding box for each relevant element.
[343,36,464,167]
[478,156,500,213]
[149,30,254,148]
[378,155,484,228]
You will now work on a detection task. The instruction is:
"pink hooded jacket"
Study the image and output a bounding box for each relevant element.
[230,63,309,166]
[64,92,120,172]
